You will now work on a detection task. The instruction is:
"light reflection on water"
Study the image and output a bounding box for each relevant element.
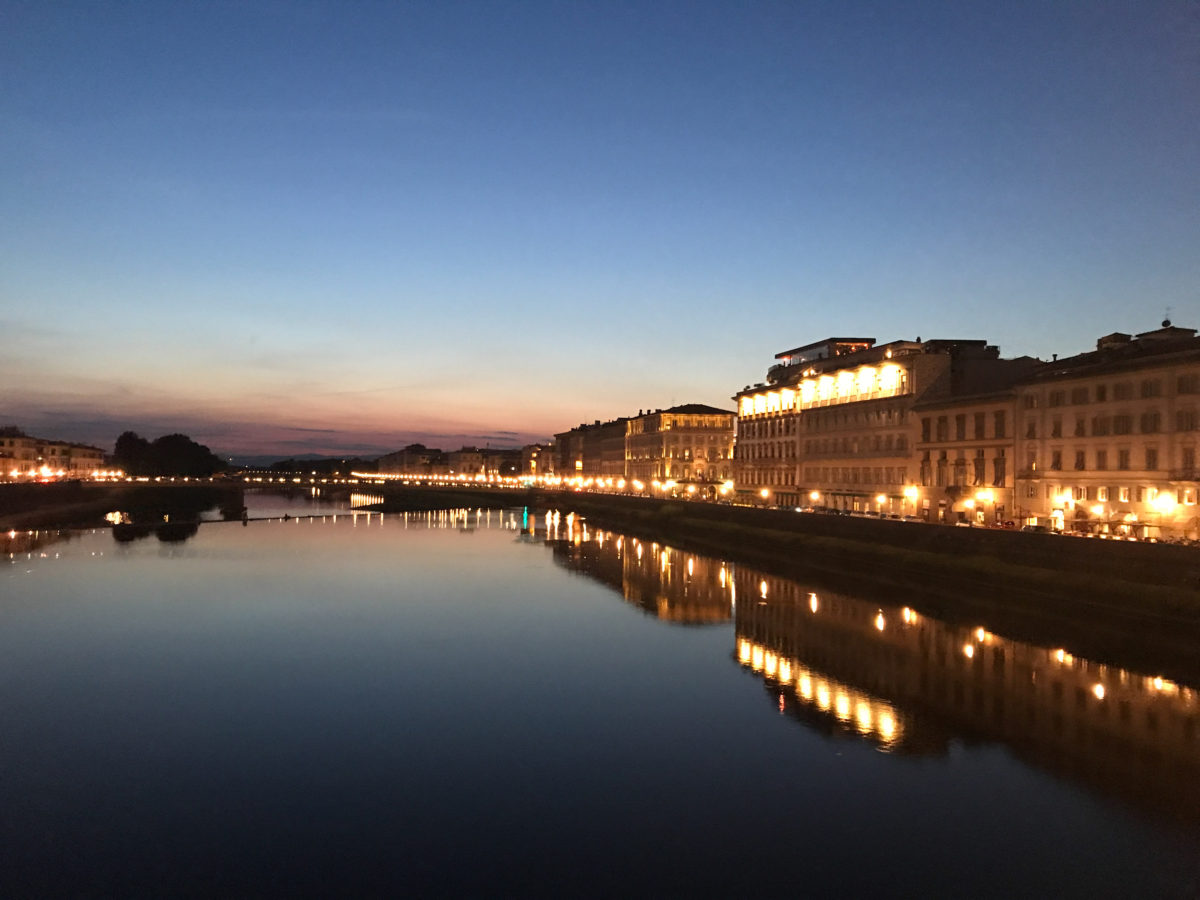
[1,507,1198,896]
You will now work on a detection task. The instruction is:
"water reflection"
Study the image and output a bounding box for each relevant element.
[9,506,1199,831]
[537,510,1200,825]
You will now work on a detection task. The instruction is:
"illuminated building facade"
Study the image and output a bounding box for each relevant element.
[735,337,1022,512]
[1,427,105,480]
[1014,323,1200,538]
[733,338,874,504]
[625,404,735,488]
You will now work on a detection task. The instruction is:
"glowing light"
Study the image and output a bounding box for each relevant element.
[759,488,770,499]
[855,702,872,731]
[764,652,778,678]
[878,713,896,740]
[1153,493,1178,514]
[751,646,764,671]
[809,490,821,502]
[759,579,768,598]
[1092,683,1106,700]
[738,639,751,663]
[874,612,886,631]
[903,485,919,501]
[778,659,793,684]
[834,693,851,720]
[875,494,886,505]
[816,684,832,710]
[797,675,813,700]
[963,643,975,659]
[975,489,994,503]
[901,607,916,625]
[975,627,986,642]
[809,593,819,613]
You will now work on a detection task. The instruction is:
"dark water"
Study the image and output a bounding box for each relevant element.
[3,503,1198,897]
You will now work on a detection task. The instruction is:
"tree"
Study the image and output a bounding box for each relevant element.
[113,431,151,473]
[112,431,224,477]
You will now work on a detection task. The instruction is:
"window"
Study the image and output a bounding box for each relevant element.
[1141,379,1162,398]
[921,417,931,442]
[955,415,966,441]
[974,413,985,440]
[1095,384,1107,402]
[1074,417,1086,437]
[1113,415,1132,435]
[1145,448,1158,471]
[1177,410,1198,432]
[1140,411,1161,433]
[1114,382,1133,401]
[936,416,948,441]
[1050,450,1063,471]
[1178,373,1200,395]
[1097,486,1109,501]
[1071,387,1088,404]
[1025,421,1037,439]
[1095,450,1108,471]
[993,410,1006,439]
[1117,449,1130,470]
[1022,394,1038,409]
[1051,417,1062,438]
[973,450,986,485]
[1092,416,1110,436]
[1183,447,1196,472]
[1119,486,1131,502]
[993,454,1006,486]
[1048,390,1065,407]
[1074,450,1086,470]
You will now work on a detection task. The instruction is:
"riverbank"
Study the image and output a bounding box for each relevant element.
[0,481,242,530]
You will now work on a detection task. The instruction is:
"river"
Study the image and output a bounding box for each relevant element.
[3,494,1198,896]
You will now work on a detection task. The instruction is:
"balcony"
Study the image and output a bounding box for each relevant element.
[1169,468,1199,481]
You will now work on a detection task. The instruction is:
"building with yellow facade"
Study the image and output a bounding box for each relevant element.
[625,404,735,491]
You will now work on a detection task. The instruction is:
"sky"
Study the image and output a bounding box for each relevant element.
[2,1,1198,458]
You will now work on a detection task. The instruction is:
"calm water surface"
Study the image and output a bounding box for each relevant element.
[3,498,1198,897]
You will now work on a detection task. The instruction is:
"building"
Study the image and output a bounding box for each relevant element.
[734,337,1027,512]
[913,358,1039,524]
[1014,323,1200,538]
[377,444,440,476]
[1,427,106,480]
[625,404,735,490]
[554,418,629,479]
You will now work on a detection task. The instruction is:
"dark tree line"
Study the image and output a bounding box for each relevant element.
[113,431,225,477]
[267,457,377,475]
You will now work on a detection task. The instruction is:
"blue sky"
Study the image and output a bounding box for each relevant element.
[2,0,1197,456]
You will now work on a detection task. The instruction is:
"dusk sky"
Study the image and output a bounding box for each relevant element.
[3,1,1197,458]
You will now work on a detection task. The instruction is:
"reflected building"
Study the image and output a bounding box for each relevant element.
[733,566,1200,822]
[545,518,732,625]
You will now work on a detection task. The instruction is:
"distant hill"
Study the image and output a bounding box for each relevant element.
[230,453,378,469]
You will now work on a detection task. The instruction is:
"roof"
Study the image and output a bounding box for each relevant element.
[658,403,735,416]
[1030,328,1200,383]
[774,337,876,360]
